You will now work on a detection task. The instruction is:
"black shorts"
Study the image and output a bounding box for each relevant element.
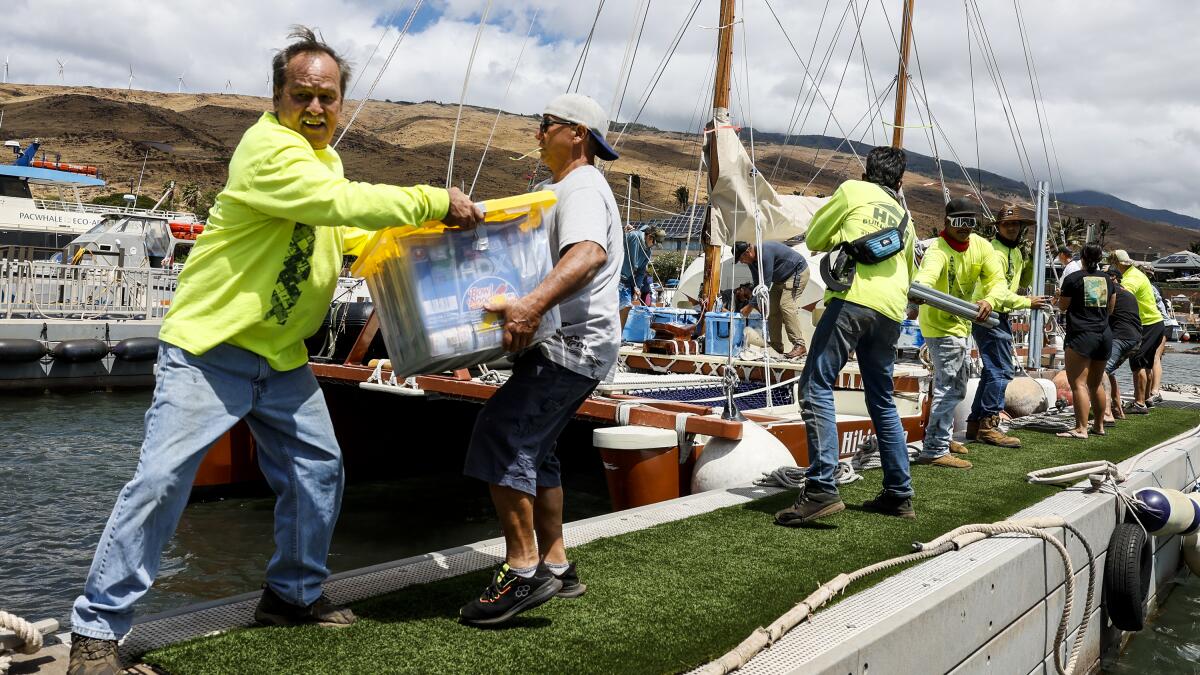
[1067,330,1112,362]
[1130,321,1166,370]
[463,349,599,496]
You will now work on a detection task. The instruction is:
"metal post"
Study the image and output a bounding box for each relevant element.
[1027,180,1050,370]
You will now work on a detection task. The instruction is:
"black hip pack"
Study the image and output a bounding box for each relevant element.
[820,211,909,292]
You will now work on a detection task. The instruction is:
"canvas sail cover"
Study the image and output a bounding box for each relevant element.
[705,108,830,247]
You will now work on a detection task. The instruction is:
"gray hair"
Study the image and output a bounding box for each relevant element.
[272,25,352,100]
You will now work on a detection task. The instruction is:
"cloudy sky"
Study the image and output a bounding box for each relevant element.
[3,0,1198,217]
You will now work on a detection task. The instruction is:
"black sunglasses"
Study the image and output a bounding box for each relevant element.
[539,115,575,133]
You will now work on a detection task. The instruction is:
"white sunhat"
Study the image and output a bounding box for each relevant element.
[542,93,619,161]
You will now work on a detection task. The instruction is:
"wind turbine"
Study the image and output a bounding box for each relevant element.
[127,64,135,91]
[56,59,67,84]
[224,79,232,94]
[176,72,186,93]
[3,56,8,85]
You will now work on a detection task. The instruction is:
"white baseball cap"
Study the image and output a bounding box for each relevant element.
[1112,249,1133,265]
[543,93,619,161]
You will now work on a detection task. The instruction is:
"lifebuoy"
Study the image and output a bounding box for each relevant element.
[50,339,109,363]
[1103,521,1152,631]
[0,339,47,363]
[169,222,205,236]
[111,337,159,362]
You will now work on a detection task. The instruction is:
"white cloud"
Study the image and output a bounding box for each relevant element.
[2,0,1197,217]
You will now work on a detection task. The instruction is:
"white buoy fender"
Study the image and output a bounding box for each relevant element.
[691,421,796,493]
[1130,488,1200,537]
[1004,377,1054,418]
[1183,533,1200,576]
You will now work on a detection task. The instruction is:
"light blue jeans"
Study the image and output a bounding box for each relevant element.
[921,335,970,459]
[799,299,913,498]
[71,342,344,640]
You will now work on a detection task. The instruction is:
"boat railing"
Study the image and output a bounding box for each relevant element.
[30,198,197,222]
[0,259,176,320]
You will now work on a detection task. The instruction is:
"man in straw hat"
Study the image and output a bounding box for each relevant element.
[965,204,1051,447]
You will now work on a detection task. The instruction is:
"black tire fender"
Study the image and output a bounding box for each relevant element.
[0,338,47,362]
[50,339,109,363]
[1103,521,1153,631]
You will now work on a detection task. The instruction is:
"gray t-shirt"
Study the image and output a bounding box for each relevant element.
[535,165,622,382]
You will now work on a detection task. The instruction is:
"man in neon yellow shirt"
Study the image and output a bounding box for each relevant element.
[1112,249,1165,413]
[911,197,1006,470]
[69,27,481,672]
[775,146,917,526]
[966,205,1051,447]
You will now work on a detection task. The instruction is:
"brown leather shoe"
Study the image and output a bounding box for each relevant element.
[949,440,969,455]
[977,415,1021,448]
[915,454,973,469]
[965,419,979,441]
[784,346,808,360]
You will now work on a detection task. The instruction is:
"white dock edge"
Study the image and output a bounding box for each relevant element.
[714,418,1200,675]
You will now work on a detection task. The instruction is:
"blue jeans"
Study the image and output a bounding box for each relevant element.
[921,336,970,459]
[799,299,913,498]
[71,342,343,640]
[969,313,1012,421]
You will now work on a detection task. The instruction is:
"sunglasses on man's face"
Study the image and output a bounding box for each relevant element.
[540,116,575,133]
[947,215,978,229]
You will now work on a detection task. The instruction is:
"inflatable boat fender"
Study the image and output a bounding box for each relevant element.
[0,338,47,363]
[1130,487,1200,537]
[111,337,160,362]
[1103,520,1152,631]
[50,339,109,363]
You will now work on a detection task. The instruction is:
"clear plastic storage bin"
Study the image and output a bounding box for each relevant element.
[351,191,561,377]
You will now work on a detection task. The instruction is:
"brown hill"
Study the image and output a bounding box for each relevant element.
[1,83,1194,254]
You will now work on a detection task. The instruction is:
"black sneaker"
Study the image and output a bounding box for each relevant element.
[68,633,120,675]
[543,562,587,599]
[254,584,356,628]
[861,491,916,519]
[459,564,563,626]
[774,488,845,526]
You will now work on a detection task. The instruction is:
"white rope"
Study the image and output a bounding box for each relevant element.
[445,1,493,190]
[334,0,424,148]
[0,610,44,659]
[674,412,696,462]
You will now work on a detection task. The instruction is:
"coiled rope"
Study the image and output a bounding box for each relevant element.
[0,611,47,675]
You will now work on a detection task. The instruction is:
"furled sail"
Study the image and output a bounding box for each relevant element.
[705,108,829,246]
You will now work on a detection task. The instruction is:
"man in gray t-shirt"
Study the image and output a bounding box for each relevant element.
[460,93,621,627]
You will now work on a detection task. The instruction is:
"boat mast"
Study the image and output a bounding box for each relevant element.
[891,0,916,149]
[699,0,737,312]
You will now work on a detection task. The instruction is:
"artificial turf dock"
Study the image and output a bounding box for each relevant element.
[141,408,1200,675]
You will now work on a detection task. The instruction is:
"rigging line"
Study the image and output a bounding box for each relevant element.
[344,2,408,102]
[610,0,651,122]
[852,0,886,147]
[608,0,703,152]
[334,0,424,148]
[1012,0,1055,192]
[568,0,606,93]
[1014,0,1067,198]
[968,0,1037,199]
[965,0,982,194]
[775,0,858,184]
[907,22,949,204]
[906,82,994,211]
[963,0,1033,200]
[445,1,493,190]
[468,8,540,198]
[678,150,707,282]
[801,78,894,194]
[762,0,866,172]
[807,0,870,184]
[767,0,834,182]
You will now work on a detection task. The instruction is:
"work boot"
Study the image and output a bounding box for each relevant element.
[977,415,1021,448]
[949,440,969,455]
[965,418,979,441]
[254,585,356,628]
[774,488,845,526]
[914,454,973,469]
[784,346,808,360]
[68,633,120,675]
[861,491,916,519]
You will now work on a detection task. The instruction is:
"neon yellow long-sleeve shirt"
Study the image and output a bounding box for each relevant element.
[159,112,450,370]
[971,239,1033,313]
[914,234,1006,338]
[805,180,916,323]
[1120,265,1164,325]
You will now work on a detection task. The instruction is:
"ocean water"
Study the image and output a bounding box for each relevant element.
[1108,571,1200,674]
[0,390,609,628]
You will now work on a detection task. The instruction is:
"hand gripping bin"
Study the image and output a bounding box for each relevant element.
[350,191,561,377]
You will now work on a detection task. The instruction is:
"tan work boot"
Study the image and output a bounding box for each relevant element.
[915,454,973,469]
[965,419,979,441]
[977,415,1021,448]
[949,440,969,455]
